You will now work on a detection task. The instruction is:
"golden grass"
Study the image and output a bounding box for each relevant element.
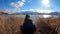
[36,16,60,34]
[0,15,60,34]
[0,15,24,34]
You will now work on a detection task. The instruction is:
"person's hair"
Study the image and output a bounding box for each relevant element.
[24,14,30,22]
[25,14,30,20]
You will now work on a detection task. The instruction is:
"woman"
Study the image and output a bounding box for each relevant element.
[21,14,36,34]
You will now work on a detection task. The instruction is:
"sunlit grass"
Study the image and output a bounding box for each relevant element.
[0,15,60,34]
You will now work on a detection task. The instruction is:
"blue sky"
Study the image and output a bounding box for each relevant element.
[0,0,60,12]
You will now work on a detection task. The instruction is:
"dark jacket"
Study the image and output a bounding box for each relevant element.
[21,19,36,34]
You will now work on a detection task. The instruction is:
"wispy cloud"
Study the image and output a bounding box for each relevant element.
[30,9,54,13]
[10,0,26,8]
[22,0,26,2]
[4,9,54,14]
[9,0,26,13]
[21,9,54,13]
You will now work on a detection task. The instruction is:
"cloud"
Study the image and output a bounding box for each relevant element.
[4,9,54,14]
[22,0,26,2]
[21,9,54,13]
[5,8,22,14]
[10,0,26,8]
[31,9,54,13]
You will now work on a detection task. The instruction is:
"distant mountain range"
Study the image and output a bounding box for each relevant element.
[0,11,60,15]
[50,12,60,15]
[0,12,8,15]
[10,11,40,15]
[21,11,40,15]
[11,11,60,15]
